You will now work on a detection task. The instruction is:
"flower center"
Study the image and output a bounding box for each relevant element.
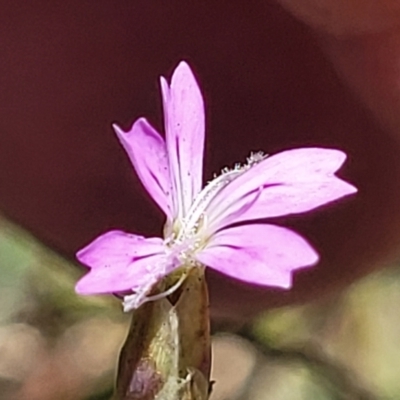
[178,152,266,240]
[164,152,267,264]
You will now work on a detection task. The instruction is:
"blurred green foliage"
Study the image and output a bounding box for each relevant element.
[0,215,129,400]
[249,268,400,399]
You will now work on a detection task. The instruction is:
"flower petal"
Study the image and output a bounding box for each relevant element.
[196,224,318,288]
[75,230,168,294]
[114,119,173,219]
[160,61,205,219]
[206,148,357,232]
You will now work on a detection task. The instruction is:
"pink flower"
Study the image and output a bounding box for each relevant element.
[75,61,357,311]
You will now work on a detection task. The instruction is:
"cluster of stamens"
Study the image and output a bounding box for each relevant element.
[123,152,267,311]
[168,151,267,262]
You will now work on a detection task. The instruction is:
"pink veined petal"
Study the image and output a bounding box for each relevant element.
[114,119,173,220]
[76,253,167,294]
[206,148,357,233]
[160,61,205,219]
[75,230,168,294]
[196,224,319,288]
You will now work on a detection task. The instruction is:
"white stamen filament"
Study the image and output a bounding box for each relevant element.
[123,270,188,311]
[177,168,244,241]
[145,271,188,301]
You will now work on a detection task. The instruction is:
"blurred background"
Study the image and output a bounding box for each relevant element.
[1,1,400,399]
[2,212,400,399]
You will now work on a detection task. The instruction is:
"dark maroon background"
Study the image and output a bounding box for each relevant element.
[1,1,399,319]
